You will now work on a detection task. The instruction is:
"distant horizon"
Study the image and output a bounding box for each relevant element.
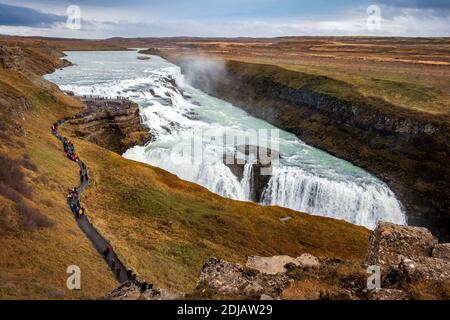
[2,34,450,41]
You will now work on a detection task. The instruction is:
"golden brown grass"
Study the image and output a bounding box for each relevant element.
[0,42,370,298]
[154,37,450,120]
[62,130,370,292]
[0,67,118,299]
[407,280,450,300]
[282,260,368,300]
[282,279,333,300]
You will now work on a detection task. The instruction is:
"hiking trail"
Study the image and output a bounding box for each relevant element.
[52,105,135,284]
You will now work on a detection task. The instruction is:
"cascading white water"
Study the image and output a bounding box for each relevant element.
[241,163,254,200]
[261,167,405,228]
[45,50,407,229]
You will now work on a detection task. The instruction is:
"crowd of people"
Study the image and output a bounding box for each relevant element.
[51,119,144,287]
[67,187,86,218]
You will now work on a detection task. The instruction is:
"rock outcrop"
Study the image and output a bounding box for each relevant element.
[366,222,438,270]
[433,244,450,260]
[224,145,279,201]
[0,45,71,75]
[67,97,152,154]
[366,222,450,294]
[194,257,292,300]
[105,222,450,300]
[246,254,319,275]
[0,45,23,71]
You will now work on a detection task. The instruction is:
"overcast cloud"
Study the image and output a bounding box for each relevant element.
[0,0,448,38]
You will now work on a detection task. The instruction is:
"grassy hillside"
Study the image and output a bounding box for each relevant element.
[59,133,370,291]
[0,44,370,298]
[0,67,118,299]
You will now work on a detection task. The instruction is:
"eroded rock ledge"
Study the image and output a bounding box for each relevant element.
[224,145,278,202]
[66,97,152,154]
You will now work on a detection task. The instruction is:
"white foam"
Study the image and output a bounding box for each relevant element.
[47,50,407,229]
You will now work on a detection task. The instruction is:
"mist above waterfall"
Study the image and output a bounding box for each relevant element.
[178,57,226,93]
[46,50,406,229]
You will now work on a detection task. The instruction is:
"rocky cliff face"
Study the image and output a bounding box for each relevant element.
[175,58,450,241]
[0,45,23,71]
[365,222,450,299]
[66,98,152,154]
[0,45,71,75]
[224,145,277,201]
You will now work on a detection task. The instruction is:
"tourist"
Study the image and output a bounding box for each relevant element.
[103,244,111,259]
[70,202,77,213]
[77,207,85,217]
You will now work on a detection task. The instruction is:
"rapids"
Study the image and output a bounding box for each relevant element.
[45,50,406,229]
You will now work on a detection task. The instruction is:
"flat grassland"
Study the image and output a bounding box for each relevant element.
[146,37,450,121]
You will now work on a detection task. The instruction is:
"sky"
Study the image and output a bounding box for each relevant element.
[0,0,449,38]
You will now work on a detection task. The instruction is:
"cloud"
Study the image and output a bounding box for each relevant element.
[378,0,450,10]
[0,1,448,38]
[0,3,65,27]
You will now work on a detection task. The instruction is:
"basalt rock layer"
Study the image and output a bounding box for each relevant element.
[224,145,277,202]
[173,58,450,241]
[66,98,152,154]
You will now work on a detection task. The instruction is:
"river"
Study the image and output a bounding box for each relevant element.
[45,49,406,229]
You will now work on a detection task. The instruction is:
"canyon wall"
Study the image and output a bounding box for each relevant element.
[175,58,450,241]
[66,98,152,154]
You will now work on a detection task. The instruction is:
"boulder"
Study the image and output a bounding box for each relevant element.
[246,255,298,275]
[365,222,438,269]
[246,254,319,275]
[196,257,291,299]
[432,243,450,260]
[199,257,250,294]
[296,253,320,269]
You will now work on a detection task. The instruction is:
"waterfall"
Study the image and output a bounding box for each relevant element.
[46,50,407,230]
[241,163,254,200]
[261,166,406,228]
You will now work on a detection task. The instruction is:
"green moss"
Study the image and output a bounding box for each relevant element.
[226,60,450,122]
[368,77,441,103]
